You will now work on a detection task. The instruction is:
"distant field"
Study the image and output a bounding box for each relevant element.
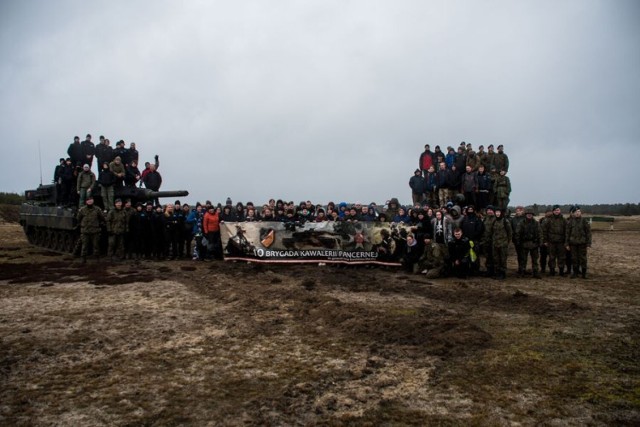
[589,215,640,231]
[0,204,19,224]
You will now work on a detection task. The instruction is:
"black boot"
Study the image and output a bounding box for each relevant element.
[571,266,578,279]
[533,270,541,279]
[549,268,556,276]
[559,267,566,277]
[581,268,587,279]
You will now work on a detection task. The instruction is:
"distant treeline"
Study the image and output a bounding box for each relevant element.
[0,190,638,216]
[0,192,25,205]
[523,203,640,216]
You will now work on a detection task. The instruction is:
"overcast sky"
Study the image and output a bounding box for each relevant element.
[1,0,639,207]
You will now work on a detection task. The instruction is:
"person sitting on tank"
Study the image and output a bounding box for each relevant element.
[124,160,141,188]
[109,156,126,189]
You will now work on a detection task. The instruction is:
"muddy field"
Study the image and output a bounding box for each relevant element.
[1,220,639,426]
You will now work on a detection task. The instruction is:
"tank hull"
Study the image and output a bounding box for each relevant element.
[20,184,189,254]
[20,204,79,253]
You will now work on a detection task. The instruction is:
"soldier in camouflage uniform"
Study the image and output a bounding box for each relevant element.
[543,205,567,276]
[489,207,512,280]
[515,209,542,278]
[493,144,509,172]
[539,209,552,273]
[510,206,526,275]
[486,145,497,173]
[481,205,497,277]
[417,235,447,278]
[123,199,136,259]
[76,164,96,208]
[106,199,128,260]
[565,206,592,278]
[493,169,511,211]
[77,196,105,262]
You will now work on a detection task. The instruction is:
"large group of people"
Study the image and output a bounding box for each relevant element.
[70,136,591,279]
[53,134,161,207]
[411,141,511,211]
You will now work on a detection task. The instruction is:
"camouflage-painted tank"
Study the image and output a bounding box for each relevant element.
[19,184,188,253]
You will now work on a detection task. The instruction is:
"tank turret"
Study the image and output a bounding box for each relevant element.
[20,184,189,253]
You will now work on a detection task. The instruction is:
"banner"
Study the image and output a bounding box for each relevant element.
[221,221,406,265]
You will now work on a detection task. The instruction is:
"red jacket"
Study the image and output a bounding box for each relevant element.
[203,211,220,233]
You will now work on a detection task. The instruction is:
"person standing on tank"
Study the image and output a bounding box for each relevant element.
[77,164,96,208]
[67,136,83,167]
[81,134,96,169]
[142,163,162,206]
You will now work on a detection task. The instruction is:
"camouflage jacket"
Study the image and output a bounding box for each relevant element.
[493,152,509,172]
[109,160,126,177]
[565,217,592,246]
[77,170,96,191]
[493,175,511,198]
[107,208,128,234]
[77,205,105,234]
[543,214,566,244]
[491,217,512,247]
[419,242,446,269]
[515,218,542,249]
[481,215,496,246]
[510,214,526,244]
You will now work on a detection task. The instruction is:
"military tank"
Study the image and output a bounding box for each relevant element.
[20,184,189,253]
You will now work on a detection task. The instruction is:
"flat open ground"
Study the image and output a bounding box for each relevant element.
[1,218,639,426]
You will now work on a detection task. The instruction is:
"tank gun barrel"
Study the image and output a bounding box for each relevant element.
[114,187,189,200]
[148,190,189,199]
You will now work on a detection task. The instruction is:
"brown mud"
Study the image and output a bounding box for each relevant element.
[0,222,639,425]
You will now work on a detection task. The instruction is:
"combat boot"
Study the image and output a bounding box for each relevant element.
[549,268,556,276]
[581,268,587,279]
[559,267,566,277]
[533,270,542,279]
[571,267,578,279]
[517,268,524,277]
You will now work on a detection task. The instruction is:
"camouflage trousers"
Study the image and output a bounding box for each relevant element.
[496,196,510,211]
[493,244,509,273]
[514,243,524,271]
[569,244,588,270]
[521,246,540,273]
[81,232,100,257]
[547,242,566,270]
[108,233,125,258]
[101,186,114,211]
